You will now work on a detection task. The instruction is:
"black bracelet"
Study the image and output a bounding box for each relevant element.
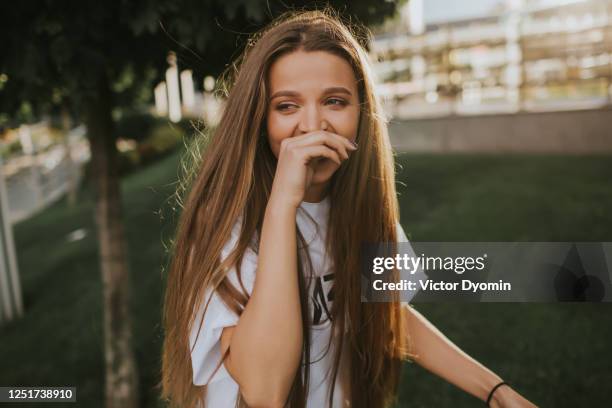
[486,381,509,407]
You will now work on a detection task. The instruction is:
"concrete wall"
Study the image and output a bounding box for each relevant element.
[388,107,612,154]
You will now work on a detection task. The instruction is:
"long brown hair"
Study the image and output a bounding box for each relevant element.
[160,8,412,408]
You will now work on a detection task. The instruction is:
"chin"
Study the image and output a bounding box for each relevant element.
[311,159,340,185]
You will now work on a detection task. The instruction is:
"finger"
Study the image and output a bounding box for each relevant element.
[291,132,353,160]
[297,130,356,152]
[300,145,342,166]
[321,130,358,152]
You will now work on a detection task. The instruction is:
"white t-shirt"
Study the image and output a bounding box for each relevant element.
[189,197,417,407]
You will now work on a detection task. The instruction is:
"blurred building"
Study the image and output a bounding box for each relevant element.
[371,0,612,119]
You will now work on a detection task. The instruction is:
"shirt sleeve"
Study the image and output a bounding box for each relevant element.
[396,221,409,242]
[189,219,258,386]
[396,221,424,305]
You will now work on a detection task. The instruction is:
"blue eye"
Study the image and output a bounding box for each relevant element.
[326,98,347,106]
[277,103,297,111]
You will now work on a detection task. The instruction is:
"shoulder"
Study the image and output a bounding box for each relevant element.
[189,216,259,296]
[396,221,409,242]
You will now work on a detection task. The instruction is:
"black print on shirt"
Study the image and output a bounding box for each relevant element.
[311,273,334,326]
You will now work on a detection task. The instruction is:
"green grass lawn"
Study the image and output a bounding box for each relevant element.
[393,153,612,407]
[1,148,611,407]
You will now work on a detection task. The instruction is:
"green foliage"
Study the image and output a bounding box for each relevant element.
[118,118,185,175]
[137,122,184,165]
[147,125,183,152]
[0,138,23,160]
[0,0,401,120]
[115,112,163,142]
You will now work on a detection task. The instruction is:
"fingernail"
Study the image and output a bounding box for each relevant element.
[350,140,358,148]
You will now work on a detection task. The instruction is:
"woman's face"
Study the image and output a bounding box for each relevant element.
[266,49,360,185]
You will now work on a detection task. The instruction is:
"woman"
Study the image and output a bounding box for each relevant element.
[160,9,537,408]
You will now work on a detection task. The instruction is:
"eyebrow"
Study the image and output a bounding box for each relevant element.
[270,86,353,100]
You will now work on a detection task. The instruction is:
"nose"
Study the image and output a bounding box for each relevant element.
[297,104,327,134]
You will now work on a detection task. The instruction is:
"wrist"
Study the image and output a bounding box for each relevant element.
[476,373,504,404]
[487,381,511,408]
[268,189,301,210]
[267,192,300,214]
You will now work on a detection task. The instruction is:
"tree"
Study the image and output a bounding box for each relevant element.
[0,1,400,407]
